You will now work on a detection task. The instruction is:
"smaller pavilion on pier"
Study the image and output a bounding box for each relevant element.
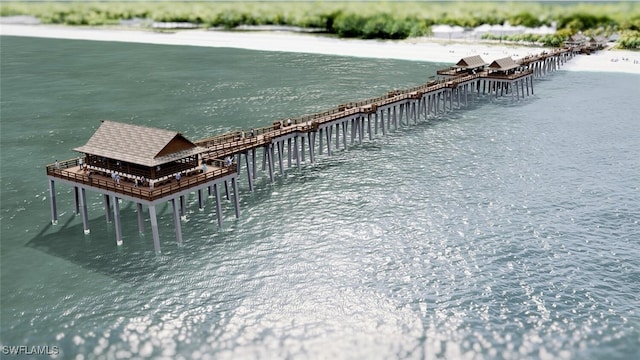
[565,33,588,48]
[486,57,519,75]
[482,56,534,100]
[437,55,487,78]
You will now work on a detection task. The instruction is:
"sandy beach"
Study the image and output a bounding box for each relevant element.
[1,23,639,74]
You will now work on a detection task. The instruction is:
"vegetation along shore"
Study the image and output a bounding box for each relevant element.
[1,1,639,49]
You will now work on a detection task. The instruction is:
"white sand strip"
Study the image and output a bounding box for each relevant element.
[2,24,639,74]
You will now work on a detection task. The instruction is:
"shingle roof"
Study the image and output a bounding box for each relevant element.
[568,33,587,42]
[455,55,487,69]
[74,121,203,167]
[488,57,519,71]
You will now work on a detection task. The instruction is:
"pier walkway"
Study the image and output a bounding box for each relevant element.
[46,47,579,251]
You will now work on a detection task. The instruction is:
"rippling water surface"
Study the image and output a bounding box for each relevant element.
[1,36,639,359]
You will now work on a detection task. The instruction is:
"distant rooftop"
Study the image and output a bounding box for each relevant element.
[455,55,487,69]
[488,57,519,71]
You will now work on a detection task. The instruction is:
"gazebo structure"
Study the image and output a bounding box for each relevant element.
[487,56,520,75]
[46,121,240,252]
[565,33,588,48]
[483,57,534,100]
[75,120,202,182]
[588,35,608,51]
[436,55,487,78]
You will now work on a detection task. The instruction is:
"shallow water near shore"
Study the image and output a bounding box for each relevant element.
[1,36,639,359]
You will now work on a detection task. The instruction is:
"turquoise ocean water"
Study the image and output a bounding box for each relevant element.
[1,35,639,359]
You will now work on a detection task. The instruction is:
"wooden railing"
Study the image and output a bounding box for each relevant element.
[46,161,237,201]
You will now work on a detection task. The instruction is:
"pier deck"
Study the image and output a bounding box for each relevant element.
[46,46,580,251]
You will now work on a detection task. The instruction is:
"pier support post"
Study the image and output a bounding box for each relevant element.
[393,106,398,130]
[301,136,306,162]
[326,126,332,156]
[350,118,356,144]
[231,177,241,219]
[294,136,301,170]
[224,180,230,200]
[412,101,417,123]
[277,140,285,175]
[287,138,292,168]
[213,183,223,228]
[374,111,379,135]
[308,133,315,163]
[450,89,454,110]
[318,128,323,155]
[198,189,204,210]
[73,186,80,215]
[267,144,275,182]
[252,148,257,180]
[342,121,348,150]
[387,106,395,131]
[244,151,254,191]
[80,188,90,235]
[49,179,58,225]
[104,194,112,223]
[180,195,186,217]
[149,205,161,253]
[112,195,122,246]
[171,198,183,246]
[137,203,144,234]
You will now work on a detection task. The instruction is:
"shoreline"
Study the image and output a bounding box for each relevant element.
[1,24,639,74]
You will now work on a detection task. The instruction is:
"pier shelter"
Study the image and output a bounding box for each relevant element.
[484,57,534,100]
[47,121,240,252]
[74,120,202,181]
[437,55,487,78]
[487,57,519,75]
[565,33,588,48]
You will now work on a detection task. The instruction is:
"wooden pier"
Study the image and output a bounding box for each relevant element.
[46,47,580,252]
